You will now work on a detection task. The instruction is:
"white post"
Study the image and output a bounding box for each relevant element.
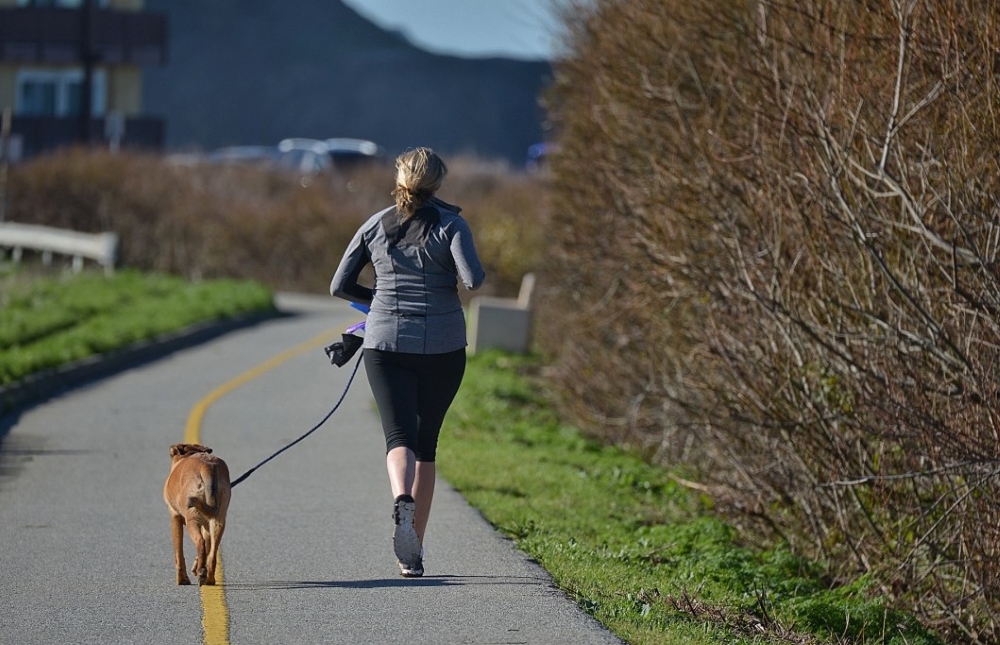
[0,107,10,223]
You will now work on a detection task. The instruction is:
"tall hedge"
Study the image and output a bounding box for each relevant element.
[541,1,1000,641]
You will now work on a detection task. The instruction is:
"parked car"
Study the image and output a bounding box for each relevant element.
[206,142,331,186]
[278,137,385,170]
[276,138,329,156]
[275,138,333,178]
[206,145,276,163]
[525,142,557,172]
[324,138,384,167]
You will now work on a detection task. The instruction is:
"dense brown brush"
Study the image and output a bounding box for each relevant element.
[5,148,548,298]
[541,0,1000,641]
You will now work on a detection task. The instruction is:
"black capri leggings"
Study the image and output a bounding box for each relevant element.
[363,348,466,462]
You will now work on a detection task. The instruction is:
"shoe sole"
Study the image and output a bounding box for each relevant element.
[392,499,421,566]
[397,559,424,578]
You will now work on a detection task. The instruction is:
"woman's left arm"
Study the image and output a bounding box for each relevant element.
[451,218,486,291]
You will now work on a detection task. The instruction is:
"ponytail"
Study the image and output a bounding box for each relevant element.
[392,147,448,220]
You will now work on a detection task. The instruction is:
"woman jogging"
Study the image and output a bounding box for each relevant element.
[330,147,486,577]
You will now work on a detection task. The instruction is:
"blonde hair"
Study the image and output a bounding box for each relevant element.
[392,147,448,220]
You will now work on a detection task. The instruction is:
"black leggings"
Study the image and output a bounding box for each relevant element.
[364,348,466,462]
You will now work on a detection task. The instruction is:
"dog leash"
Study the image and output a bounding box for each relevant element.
[230,348,364,488]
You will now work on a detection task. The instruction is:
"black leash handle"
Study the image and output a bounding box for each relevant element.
[230,349,364,488]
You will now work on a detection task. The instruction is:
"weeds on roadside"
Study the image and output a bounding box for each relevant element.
[440,352,943,645]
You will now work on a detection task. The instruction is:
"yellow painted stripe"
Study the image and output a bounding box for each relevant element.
[184,327,341,645]
[184,329,341,444]
[201,561,229,645]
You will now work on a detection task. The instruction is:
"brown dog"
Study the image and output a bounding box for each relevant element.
[163,443,231,585]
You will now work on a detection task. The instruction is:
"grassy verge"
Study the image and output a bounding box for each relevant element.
[439,352,943,645]
[0,267,275,386]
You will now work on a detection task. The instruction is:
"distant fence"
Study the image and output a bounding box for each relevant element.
[0,222,117,275]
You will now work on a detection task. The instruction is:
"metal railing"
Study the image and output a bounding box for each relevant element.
[0,222,118,275]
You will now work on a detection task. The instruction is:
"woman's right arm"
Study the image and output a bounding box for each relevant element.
[330,227,374,305]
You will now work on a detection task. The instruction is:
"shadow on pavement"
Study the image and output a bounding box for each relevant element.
[225,575,553,591]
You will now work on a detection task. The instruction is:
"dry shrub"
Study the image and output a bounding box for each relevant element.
[446,156,551,295]
[542,0,1000,641]
[4,147,546,298]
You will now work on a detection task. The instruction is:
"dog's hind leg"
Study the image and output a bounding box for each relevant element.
[171,513,191,585]
[204,519,226,585]
[185,511,209,584]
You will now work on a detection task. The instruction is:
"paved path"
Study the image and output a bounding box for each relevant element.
[0,293,621,645]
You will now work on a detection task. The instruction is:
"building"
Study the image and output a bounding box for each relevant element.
[0,0,167,160]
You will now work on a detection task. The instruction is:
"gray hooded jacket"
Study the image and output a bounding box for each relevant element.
[330,198,486,354]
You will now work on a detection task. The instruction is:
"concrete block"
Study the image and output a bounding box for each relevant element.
[468,273,535,355]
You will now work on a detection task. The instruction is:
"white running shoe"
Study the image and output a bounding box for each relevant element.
[397,548,424,578]
[392,494,421,568]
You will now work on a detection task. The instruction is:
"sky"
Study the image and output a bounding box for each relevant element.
[340,0,572,61]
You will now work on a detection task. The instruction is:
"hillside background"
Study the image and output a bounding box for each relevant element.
[142,0,553,165]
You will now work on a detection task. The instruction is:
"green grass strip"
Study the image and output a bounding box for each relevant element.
[0,269,275,385]
[440,352,943,645]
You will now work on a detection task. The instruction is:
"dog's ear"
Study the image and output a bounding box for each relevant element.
[170,443,212,457]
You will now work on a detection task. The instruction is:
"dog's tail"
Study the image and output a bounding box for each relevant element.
[204,470,219,511]
[188,469,220,513]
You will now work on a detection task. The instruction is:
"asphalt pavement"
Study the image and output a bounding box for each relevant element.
[0,293,622,645]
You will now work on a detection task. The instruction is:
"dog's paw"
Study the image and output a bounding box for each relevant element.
[177,576,192,585]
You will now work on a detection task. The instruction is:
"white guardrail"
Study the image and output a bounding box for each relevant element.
[0,222,117,275]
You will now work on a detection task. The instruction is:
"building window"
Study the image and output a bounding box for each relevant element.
[15,1,111,7]
[16,69,106,117]
[17,0,109,9]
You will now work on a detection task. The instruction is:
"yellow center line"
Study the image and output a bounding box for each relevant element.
[183,327,341,645]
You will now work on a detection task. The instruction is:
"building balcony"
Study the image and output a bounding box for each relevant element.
[10,114,164,159]
[0,7,167,66]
